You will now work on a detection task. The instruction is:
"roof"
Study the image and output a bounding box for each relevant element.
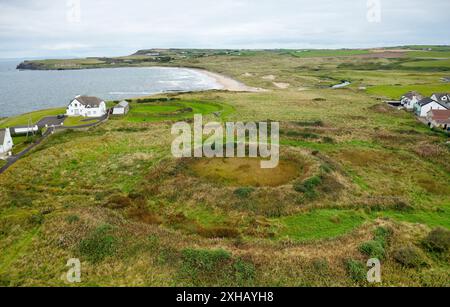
[402,91,422,99]
[432,93,450,101]
[114,100,129,108]
[417,97,449,109]
[418,97,435,106]
[72,96,104,107]
[428,109,450,123]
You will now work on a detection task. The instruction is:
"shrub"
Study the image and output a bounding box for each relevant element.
[78,224,118,263]
[322,136,335,144]
[393,246,427,268]
[422,227,450,253]
[66,215,80,224]
[105,194,132,209]
[312,258,329,275]
[294,176,322,198]
[197,226,240,239]
[234,187,255,198]
[374,226,392,247]
[233,259,256,285]
[29,213,44,225]
[359,240,386,260]
[345,259,366,283]
[181,248,231,274]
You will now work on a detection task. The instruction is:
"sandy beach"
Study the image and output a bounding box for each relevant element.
[190,68,266,93]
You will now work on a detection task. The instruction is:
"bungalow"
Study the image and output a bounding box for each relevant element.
[426,109,450,129]
[0,128,13,158]
[401,91,423,110]
[414,97,449,117]
[66,95,107,118]
[112,100,130,115]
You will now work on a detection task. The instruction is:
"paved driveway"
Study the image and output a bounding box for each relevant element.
[37,116,66,128]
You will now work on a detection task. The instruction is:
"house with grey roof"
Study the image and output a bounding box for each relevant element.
[0,128,13,158]
[430,93,450,108]
[112,100,130,115]
[414,97,449,117]
[400,91,423,110]
[66,95,107,118]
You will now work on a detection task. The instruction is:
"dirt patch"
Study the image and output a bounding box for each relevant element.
[189,158,305,187]
[273,82,290,89]
[262,75,276,81]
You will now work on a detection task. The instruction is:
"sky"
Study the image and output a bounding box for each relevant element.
[0,0,449,59]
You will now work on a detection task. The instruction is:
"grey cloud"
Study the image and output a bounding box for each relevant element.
[0,0,449,58]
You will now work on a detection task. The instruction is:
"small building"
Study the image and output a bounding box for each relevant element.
[66,95,107,118]
[400,91,423,110]
[414,97,449,117]
[112,100,130,115]
[11,125,39,136]
[426,109,450,129]
[0,128,13,158]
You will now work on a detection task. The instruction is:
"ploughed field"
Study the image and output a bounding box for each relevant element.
[0,47,449,287]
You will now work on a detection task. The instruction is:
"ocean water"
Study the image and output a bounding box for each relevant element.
[0,59,222,117]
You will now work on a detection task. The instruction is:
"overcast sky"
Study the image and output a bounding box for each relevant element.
[0,0,449,58]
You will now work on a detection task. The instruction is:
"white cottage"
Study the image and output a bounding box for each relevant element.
[112,100,130,115]
[414,97,449,117]
[66,95,106,117]
[400,91,423,110]
[0,128,13,158]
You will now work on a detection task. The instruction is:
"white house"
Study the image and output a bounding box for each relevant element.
[66,95,106,117]
[430,93,450,107]
[112,100,130,115]
[0,128,13,158]
[401,91,423,110]
[414,97,449,117]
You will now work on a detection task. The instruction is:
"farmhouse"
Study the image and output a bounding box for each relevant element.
[66,95,106,117]
[0,128,13,158]
[112,100,130,115]
[426,109,450,129]
[414,97,449,117]
[401,91,423,110]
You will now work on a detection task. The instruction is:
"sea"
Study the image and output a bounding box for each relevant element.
[0,59,222,117]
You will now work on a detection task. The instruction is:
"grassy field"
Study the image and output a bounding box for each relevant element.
[1,47,449,287]
[290,50,371,58]
[367,83,450,99]
[0,108,65,128]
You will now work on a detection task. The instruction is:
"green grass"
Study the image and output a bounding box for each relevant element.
[0,227,39,274]
[63,117,99,127]
[401,59,450,68]
[125,100,233,122]
[376,204,450,229]
[367,83,450,99]
[407,51,450,59]
[273,210,367,242]
[290,49,370,58]
[0,108,65,128]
